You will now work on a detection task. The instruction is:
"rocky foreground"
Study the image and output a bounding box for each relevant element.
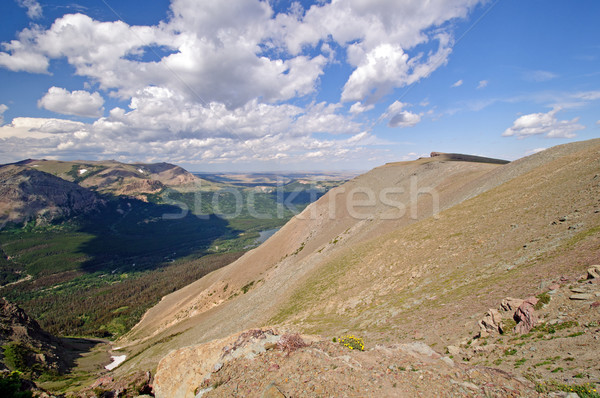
[153,329,537,398]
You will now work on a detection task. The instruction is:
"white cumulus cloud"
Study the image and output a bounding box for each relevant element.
[349,102,375,114]
[502,107,585,139]
[0,0,485,166]
[383,101,422,128]
[477,80,488,89]
[38,87,105,118]
[451,79,463,87]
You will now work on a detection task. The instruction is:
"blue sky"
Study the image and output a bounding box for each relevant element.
[0,0,598,172]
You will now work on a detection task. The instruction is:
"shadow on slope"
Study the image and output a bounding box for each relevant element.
[76,197,233,274]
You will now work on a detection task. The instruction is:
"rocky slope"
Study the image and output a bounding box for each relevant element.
[116,151,509,368]
[0,297,67,375]
[154,328,538,398]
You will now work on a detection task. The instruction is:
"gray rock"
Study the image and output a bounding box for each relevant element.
[570,293,594,300]
[570,287,588,293]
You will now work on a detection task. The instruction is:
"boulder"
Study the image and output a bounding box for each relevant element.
[513,297,538,334]
[547,283,560,291]
[587,265,600,280]
[500,298,523,312]
[570,293,594,301]
[478,309,503,337]
[446,345,461,357]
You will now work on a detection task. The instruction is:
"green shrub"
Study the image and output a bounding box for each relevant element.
[2,343,31,373]
[504,348,517,356]
[534,293,551,310]
[0,372,34,398]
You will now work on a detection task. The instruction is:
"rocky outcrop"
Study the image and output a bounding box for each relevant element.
[113,178,165,199]
[0,298,67,375]
[75,371,153,398]
[500,297,523,313]
[587,265,600,280]
[513,297,538,334]
[478,308,503,337]
[154,329,283,398]
[154,329,536,398]
[429,152,509,164]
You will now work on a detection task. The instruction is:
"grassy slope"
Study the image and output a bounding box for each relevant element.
[271,140,600,346]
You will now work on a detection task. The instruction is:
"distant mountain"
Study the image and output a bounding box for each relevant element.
[0,159,208,226]
[13,159,201,199]
[0,164,103,226]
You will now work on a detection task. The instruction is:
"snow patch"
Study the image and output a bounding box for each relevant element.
[105,355,127,371]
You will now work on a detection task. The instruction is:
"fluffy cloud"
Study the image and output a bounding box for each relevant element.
[0,114,374,166]
[451,79,463,87]
[383,101,422,128]
[477,80,488,89]
[17,0,42,19]
[349,102,375,114]
[502,108,585,139]
[0,85,367,165]
[0,0,481,107]
[38,87,105,118]
[0,0,484,165]
[389,111,421,128]
[0,117,86,140]
[273,0,479,102]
